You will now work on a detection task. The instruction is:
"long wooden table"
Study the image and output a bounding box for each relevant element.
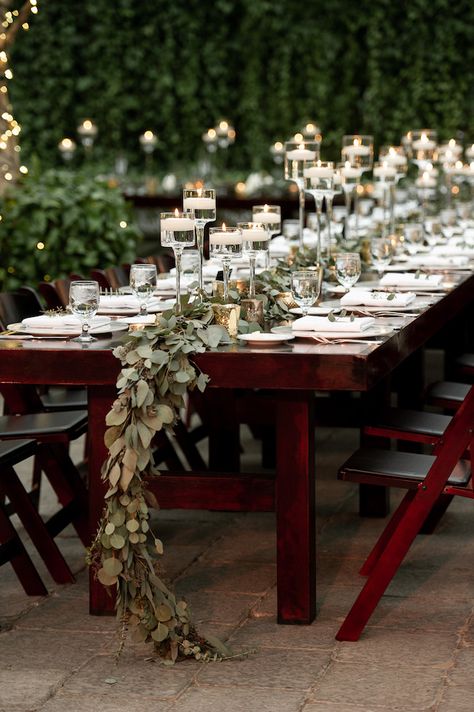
[0,273,472,622]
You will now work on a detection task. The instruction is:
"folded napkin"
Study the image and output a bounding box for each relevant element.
[432,244,474,257]
[22,314,110,330]
[379,272,443,288]
[406,254,469,267]
[98,295,163,311]
[340,289,416,308]
[292,315,375,332]
[156,277,178,291]
[169,263,220,278]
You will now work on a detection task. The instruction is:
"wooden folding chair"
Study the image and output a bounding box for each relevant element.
[335,384,474,642]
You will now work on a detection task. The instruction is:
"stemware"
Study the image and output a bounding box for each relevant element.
[291,269,322,317]
[410,130,437,171]
[373,162,397,238]
[182,188,216,299]
[237,221,269,298]
[324,168,342,260]
[370,236,394,277]
[342,135,374,238]
[69,280,100,343]
[209,225,242,302]
[338,161,363,243]
[284,140,320,249]
[129,263,157,316]
[303,161,334,265]
[335,253,361,292]
[379,146,408,234]
[252,204,281,269]
[160,210,195,314]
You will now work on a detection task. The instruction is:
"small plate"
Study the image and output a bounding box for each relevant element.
[237,332,295,346]
[292,325,394,340]
[9,321,129,338]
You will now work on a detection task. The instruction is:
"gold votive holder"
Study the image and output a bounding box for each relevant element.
[240,298,264,326]
[275,291,299,310]
[211,304,241,337]
[213,280,237,299]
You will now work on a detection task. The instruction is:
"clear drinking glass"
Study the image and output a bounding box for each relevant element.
[284,140,320,248]
[370,236,394,277]
[291,269,322,317]
[237,221,269,298]
[209,225,242,301]
[129,263,157,315]
[182,188,216,299]
[335,253,361,291]
[69,280,100,342]
[160,210,195,314]
[303,161,334,264]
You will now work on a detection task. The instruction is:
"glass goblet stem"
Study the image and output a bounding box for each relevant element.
[79,318,91,341]
[343,188,352,242]
[298,185,306,249]
[354,189,360,238]
[195,222,205,301]
[222,257,232,302]
[173,247,183,315]
[389,183,396,235]
[382,184,388,239]
[325,194,334,260]
[248,254,257,298]
[314,194,324,265]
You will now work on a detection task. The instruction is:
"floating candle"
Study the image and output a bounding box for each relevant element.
[161,217,195,231]
[286,148,317,161]
[183,197,216,210]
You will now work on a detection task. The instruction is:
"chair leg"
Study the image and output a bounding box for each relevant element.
[420,493,454,534]
[173,419,207,471]
[359,490,416,576]
[2,467,75,584]
[30,454,42,509]
[0,495,48,596]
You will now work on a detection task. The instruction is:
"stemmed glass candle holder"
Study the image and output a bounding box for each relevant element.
[338,161,363,243]
[373,162,397,238]
[209,225,242,302]
[324,169,342,259]
[379,146,408,234]
[284,140,320,249]
[160,210,195,314]
[415,170,437,234]
[182,188,216,299]
[303,161,334,265]
[252,204,281,268]
[129,263,157,316]
[342,135,374,238]
[335,252,361,292]
[411,130,437,171]
[370,236,394,278]
[237,222,269,298]
[69,280,100,343]
[291,270,322,317]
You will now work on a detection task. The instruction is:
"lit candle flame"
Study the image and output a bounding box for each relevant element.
[174,208,179,217]
[222,222,226,231]
[354,137,361,147]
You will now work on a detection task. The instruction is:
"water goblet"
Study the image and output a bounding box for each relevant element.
[284,140,320,249]
[160,210,195,314]
[182,188,216,299]
[370,236,394,278]
[303,161,334,264]
[335,253,361,292]
[237,222,269,298]
[69,280,100,342]
[129,263,157,315]
[290,269,322,317]
[209,225,242,302]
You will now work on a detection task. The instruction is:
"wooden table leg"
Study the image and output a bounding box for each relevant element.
[276,391,315,624]
[88,385,116,616]
[207,388,240,472]
[360,377,391,517]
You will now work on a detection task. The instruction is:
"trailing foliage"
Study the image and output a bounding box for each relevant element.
[8,0,473,172]
[0,167,141,290]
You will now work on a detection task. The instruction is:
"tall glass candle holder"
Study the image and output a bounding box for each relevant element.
[325,168,342,260]
[160,210,195,314]
[209,225,242,302]
[379,146,408,233]
[342,135,373,239]
[284,140,320,249]
[410,130,437,171]
[373,162,397,238]
[182,188,216,301]
[237,222,269,298]
[303,161,334,265]
[338,161,363,243]
[252,204,281,268]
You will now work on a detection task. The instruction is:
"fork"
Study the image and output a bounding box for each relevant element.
[311,336,384,345]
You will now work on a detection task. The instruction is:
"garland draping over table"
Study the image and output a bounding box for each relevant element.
[88,247,359,663]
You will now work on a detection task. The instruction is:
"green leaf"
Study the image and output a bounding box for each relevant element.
[103,557,123,577]
[151,622,169,642]
[136,379,149,408]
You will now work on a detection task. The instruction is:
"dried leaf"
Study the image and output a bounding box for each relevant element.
[103,557,123,577]
[136,379,149,408]
[151,622,169,642]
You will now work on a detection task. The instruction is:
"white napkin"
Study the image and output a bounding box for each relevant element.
[156,277,178,291]
[169,263,220,278]
[340,289,416,307]
[379,272,443,288]
[292,315,375,332]
[432,244,474,257]
[406,254,469,267]
[98,295,163,311]
[21,314,110,331]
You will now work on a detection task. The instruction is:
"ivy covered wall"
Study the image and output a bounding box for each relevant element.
[9,0,474,172]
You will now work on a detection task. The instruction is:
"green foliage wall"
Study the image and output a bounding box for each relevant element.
[8,0,474,172]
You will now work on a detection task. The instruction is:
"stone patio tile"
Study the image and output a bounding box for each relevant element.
[302,703,394,712]
[39,693,175,712]
[175,561,276,596]
[438,685,474,712]
[335,628,457,668]
[200,527,276,564]
[310,660,444,709]
[15,594,116,635]
[369,594,473,633]
[59,651,197,701]
[0,669,68,710]
[170,684,306,711]
[183,590,260,625]
[196,647,332,690]
[228,617,336,651]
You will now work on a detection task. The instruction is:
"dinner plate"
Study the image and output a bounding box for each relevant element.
[289,306,340,316]
[237,332,295,346]
[291,325,394,340]
[9,321,129,338]
[319,299,429,312]
[356,280,446,292]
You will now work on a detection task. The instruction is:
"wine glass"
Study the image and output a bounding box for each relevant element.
[129,263,157,315]
[237,222,269,298]
[160,210,195,314]
[335,253,361,292]
[209,225,242,302]
[69,280,100,342]
[284,140,320,249]
[303,161,334,265]
[290,270,322,317]
[370,236,394,277]
[182,188,216,300]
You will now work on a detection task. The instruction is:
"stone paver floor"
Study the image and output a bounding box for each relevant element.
[0,423,473,712]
